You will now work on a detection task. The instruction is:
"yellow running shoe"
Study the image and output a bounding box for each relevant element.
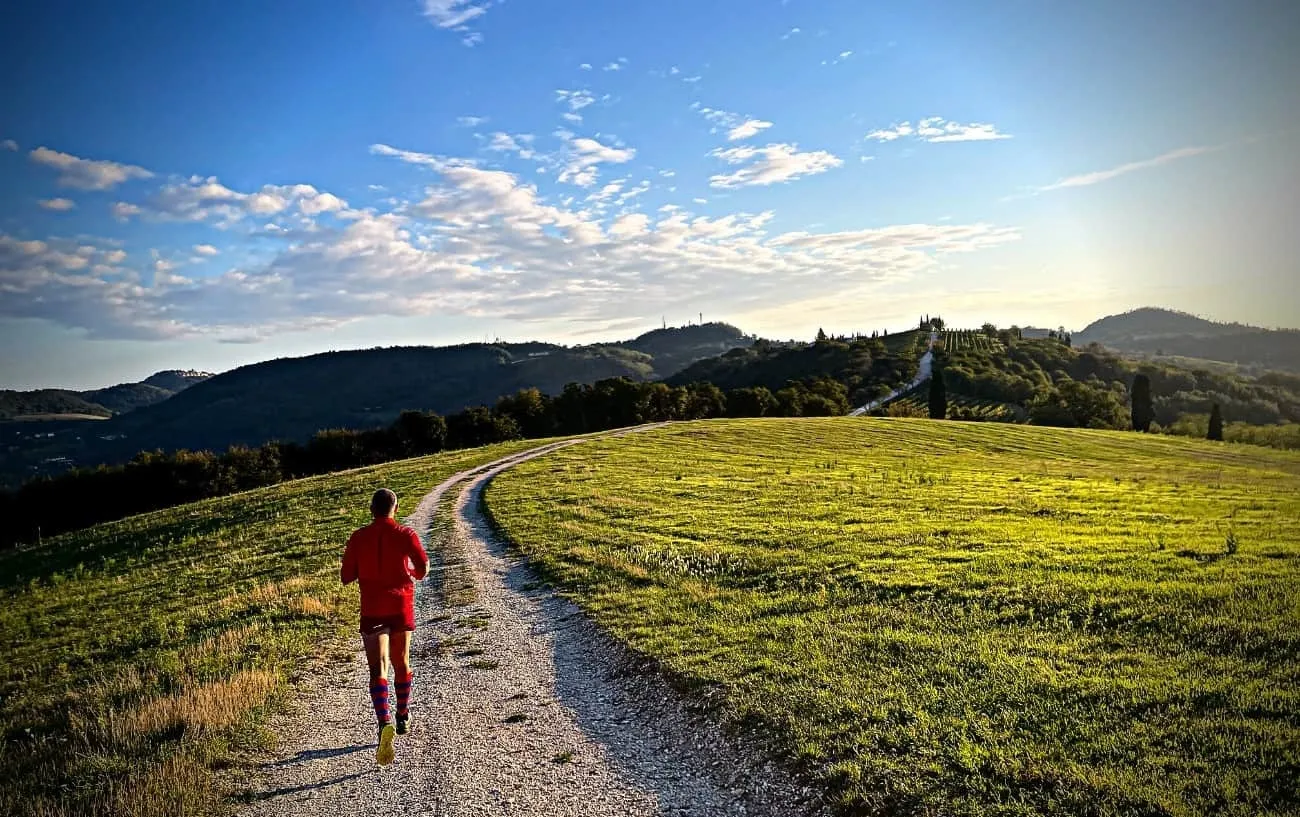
[376,723,396,766]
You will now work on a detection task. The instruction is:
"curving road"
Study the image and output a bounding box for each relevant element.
[237,429,822,817]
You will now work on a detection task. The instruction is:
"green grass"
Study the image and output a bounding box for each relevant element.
[484,418,1300,816]
[0,439,547,817]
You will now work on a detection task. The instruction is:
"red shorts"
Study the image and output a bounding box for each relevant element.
[359,612,415,635]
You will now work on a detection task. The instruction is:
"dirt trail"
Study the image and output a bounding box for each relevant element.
[236,431,821,817]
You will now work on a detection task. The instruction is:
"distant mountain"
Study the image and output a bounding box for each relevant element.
[141,370,214,392]
[0,370,212,422]
[0,324,748,484]
[1075,308,1300,373]
[0,390,110,421]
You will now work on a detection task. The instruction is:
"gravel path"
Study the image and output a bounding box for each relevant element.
[236,433,824,817]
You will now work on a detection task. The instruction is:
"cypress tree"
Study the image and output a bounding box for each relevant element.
[1208,403,1224,441]
[928,369,947,420]
[1130,374,1154,432]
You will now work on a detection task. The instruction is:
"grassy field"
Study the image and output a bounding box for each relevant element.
[484,419,1300,816]
[0,439,547,817]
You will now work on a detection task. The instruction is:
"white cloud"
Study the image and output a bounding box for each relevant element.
[709,143,842,188]
[556,89,596,111]
[603,62,622,72]
[561,112,583,123]
[111,202,142,220]
[121,177,348,225]
[1,139,17,152]
[694,106,773,141]
[457,115,488,127]
[867,117,1011,143]
[1037,146,1213,192]
[30,147,154,190]
[4,146,1018,341]
[682,76,702,83]
[487,132,538,160]
[557,137,635,187]
[781,27,801,39]
[370,143,456,170]
[193,244,220,256]
[421,0,488,28]
[39,198,76,211]
[728,119,774,141]
[579,63,592,70]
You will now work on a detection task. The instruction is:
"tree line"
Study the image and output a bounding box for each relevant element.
[0,376,849,548]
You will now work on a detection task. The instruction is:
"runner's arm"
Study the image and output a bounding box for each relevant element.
[407,529,429,580]
[340,534,358,584]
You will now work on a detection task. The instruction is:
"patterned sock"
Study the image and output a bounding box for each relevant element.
[394,671,413,718]
[370,678,391,725]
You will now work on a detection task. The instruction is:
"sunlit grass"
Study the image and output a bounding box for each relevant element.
[485,418,1300,816]
[0,439,545,817]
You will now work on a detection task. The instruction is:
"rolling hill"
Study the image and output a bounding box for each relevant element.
[7,420,1297,816]
[486,419,1300,815]
[1075,307,1300,373]
[0,370,212,421]
[0,324,749,485]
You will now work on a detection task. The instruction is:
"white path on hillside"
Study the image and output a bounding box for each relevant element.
[849,331,938,416]
[236,429,824,817]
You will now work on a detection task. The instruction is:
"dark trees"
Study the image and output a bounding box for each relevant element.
[929,370,948,420]
[1131,374,1154,432]
[1208,403,1225,441]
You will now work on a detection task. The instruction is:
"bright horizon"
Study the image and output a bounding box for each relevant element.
[2,0,1298,390]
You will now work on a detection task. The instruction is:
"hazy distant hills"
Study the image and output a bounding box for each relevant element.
[0,324,749,484]
[0,370,212,421]
[1075,308,1300,373]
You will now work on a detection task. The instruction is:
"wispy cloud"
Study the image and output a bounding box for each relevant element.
[1037,146,1213,192]
[603,58,628,72]
[30,147,154,190]
[1,139,17,152]
[867,117,1011,143]
[558,136,635,187]
[421,0,488,28]
[709,143,842,188]
[728,119,774,141]
[456,115,488,128]
[193,244,220,256]
[781,27,801,40]
[39,198,77,211]
[693,105,774,141]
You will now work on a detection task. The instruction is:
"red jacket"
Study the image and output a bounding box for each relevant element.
[340,517,429,617]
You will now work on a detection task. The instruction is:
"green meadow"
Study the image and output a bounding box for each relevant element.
[0,440,545,817]
[485,419,1300,816]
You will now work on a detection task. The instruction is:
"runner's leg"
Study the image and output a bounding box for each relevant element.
[391,630,413,728]
[363,631,392,726]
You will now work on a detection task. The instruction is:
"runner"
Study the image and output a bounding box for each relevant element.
[340,488,429,766]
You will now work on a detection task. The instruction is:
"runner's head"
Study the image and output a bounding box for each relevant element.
[371,488,398,519]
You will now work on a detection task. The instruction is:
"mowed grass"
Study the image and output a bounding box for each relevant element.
[0,439,546,817]
[485,419,1300,816]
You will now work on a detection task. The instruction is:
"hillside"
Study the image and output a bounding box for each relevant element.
[0,440,548,817]
[0,369,211,421]
[0,324,748,484]
[486,419,1300,816]
[1076,307,1300,373]
[669,329,926,405]
[0,389,110,420]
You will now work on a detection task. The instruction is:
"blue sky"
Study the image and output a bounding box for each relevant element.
[1,0,1297,389]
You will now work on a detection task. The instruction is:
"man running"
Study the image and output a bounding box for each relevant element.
[341,488,429,766]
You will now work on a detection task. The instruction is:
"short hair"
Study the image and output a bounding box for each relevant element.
[370,488,397,517]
